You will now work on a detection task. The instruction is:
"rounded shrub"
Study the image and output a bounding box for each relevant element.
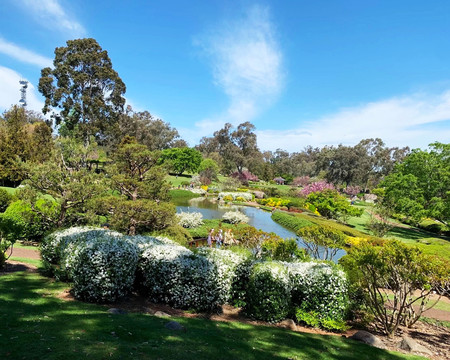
[139,244,248,311]
[285,261,349,323]
[175,211,203,228]
[71,237,139,302]
[245,262,291,322]
[222,211,249,224]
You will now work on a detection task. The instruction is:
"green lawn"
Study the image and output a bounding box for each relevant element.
[0,186,17,194]
[0,271,426,360]
[346,207,450,261]
[166,174,194,187]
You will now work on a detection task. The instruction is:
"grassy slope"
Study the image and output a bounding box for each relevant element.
[346,206,450,260]
[0,271,426,360]
[0,186,16,194]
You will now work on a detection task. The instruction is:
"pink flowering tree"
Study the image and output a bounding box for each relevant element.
[299,181,335,196]
[292,176,310,187]
[231,170,259,184]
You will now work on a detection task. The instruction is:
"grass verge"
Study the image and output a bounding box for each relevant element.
[0,271,427,360]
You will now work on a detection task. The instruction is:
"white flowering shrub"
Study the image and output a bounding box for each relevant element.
[71,237,139,302]
[196,248,249,303]
[218,192,253,202]
[138,245,249,311]
[245,262,291,322]
[284,261,349,322]
[222,211,249,224]
[41,227,123,279]
[190,188,206,195]
[175,211,203,228]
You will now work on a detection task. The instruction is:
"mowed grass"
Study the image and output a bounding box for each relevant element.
[346,207,450,261]
[0,272,427,360]
[0,186,16,194]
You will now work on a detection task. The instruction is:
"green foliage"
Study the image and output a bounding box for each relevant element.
[160,147,202,176]
[342,240,450,337]
[245,262,291,322]
[295,308,348,331]
[111,142,170,201]
[381,142,449,226]
[96,197,175,235]
[261,238,309,262]
[21,138,107,228]
[198,158,219,181]
[39,38,126,142]
[1,200,53,241]
[150,224,193,245]
[297,225,347,261]
[418,219,447,234]
[0,189,12,212]
[307,189,363,221]
[169,189,200,200]
[271,211,314,232]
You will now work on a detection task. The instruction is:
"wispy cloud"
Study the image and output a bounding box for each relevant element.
[0,37,52,68]
[0,66,44,113]
[193,5,283,136]
[19,0,86,38]
[257,91,450,151]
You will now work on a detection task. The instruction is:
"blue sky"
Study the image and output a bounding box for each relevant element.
[0,0,449,151]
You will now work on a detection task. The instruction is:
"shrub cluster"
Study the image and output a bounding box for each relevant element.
[244,260,349,327]
[42,227,350,330]
[138,245,249,311]
[218,192,253,202]
[245,262,291,322]
[175,211,204,228]
[222,211,249,224]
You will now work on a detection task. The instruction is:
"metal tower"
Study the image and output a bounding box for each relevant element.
[19,80,28,108]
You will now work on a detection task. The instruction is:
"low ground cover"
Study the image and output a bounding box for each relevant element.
[0,271,427,360]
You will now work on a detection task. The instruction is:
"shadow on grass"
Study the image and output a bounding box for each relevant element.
[0,272,427,360]
[388,226,450,242]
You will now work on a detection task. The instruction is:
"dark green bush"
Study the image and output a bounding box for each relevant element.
[261,238,309,262]
[0,189,13,212]
[418,219,446,234]
[271,211,314,232]
[245,262,291,322]
[150,224,193,245]
[1,200,53,241]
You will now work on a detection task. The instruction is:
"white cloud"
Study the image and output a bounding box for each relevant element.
[0,66,45,113]
[0,37,52,68]
[193,4,283,139]
[19,0,86,38]
[257,91,450,151]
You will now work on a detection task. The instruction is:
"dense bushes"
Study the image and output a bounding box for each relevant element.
[342,240,450,337]
[245,262,291,322]
[271,211,314,232]
[222,211,249,224]
[285,262,349,329]
[176,211,203,228]
[138,244,249,311]
[2,200,54,241]
[0,189,12,212]
[71,237,139,302]
[218,192,253,202]
[41,227,351,330]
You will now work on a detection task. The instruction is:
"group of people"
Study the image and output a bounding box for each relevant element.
[207,227,237,248]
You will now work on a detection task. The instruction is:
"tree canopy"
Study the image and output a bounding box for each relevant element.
[39,38,126,143]
[380,142,449,226]
[160,147,202,176]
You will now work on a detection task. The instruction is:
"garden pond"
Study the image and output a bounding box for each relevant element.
[174,196,345,261]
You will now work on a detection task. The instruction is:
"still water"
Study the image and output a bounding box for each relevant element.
[174,197,345,261]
